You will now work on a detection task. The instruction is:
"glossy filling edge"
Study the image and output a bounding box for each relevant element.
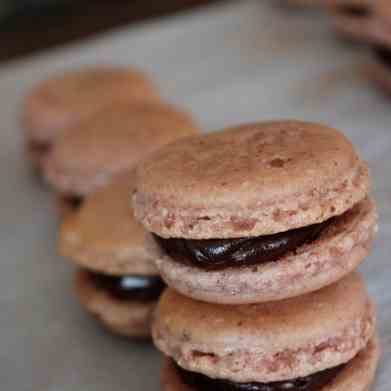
[60,194,85,211]
[153,217,333,271]
[87,271,165,302]
[336,5,370,18]
[374,45,391,68]
[28,139,51,157]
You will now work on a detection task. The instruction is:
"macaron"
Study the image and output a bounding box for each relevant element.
[327,0,375,43]
[134,120,376,304]
[375,0,391,25]
[331,0,391,47]
[154,273,379,390]
[59,171,165,338]
[22,66,159,169]
[368,43,391,95]
[43,102,199,214]
[366,1,391,94]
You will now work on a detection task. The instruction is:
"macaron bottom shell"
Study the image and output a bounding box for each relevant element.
[153,198,376,304]
[161,336,379,391]
[74,269,159,338]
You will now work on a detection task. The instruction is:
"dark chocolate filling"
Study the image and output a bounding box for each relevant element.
[88,271,165,301]
[175,361,345,391]
[337,5,370,18]
[374,46,391,68]
[153,219,331,271]
[63,195,84,211]
[28,140,51,156]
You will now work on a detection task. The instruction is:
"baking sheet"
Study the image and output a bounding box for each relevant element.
[0,1,390,389]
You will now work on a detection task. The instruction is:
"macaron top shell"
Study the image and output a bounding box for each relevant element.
[153,273,375,383]
[43,102,200,195]
[375,0,391,26]
[134,121,369,239]
[23,66,159,143]
[59,171,156,276]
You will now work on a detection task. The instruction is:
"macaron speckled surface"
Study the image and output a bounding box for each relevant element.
[43,102,199,212]
[134,121,369,239]
[60,172,165,337]
[59,171,156,276]
[153,273,378,388]
[23,66,159,169]
[135,121,376,304]
[161,338,379,390]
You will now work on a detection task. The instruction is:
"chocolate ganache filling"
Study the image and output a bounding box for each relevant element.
[337,5,370,18]
[29,140,51,157]
[374,46,391,68]
[63,195,84,211]
[89,272,165,301]
[175,362,345,391]
[153,219,331,271]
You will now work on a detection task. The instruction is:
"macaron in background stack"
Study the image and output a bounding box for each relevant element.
[326,0,376,42]
[280,0,377,43]
[22,65,201,338]
[42,101,199,215]
[367,0,391,94]
[22,66,159,171]
[55,100,200,336]
[275,0,391,99]
[133,120,380,389]
[59,171,165,338]
[327,0,391,47]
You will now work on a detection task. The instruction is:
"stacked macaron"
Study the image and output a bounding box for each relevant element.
[43,101,199,215]
[279,0,380,44]
[54,107,198,336]
[284,0,379,43]
[59,172,165,338]
[366,0,391,94]
[23,66,159,171]
[277,0,391,99]
[326,0,376,42]
[133,120,380,390]
[280,0,391,58]
[22,66,200,338]
[328,0,391,95]
[22,66,199,215]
